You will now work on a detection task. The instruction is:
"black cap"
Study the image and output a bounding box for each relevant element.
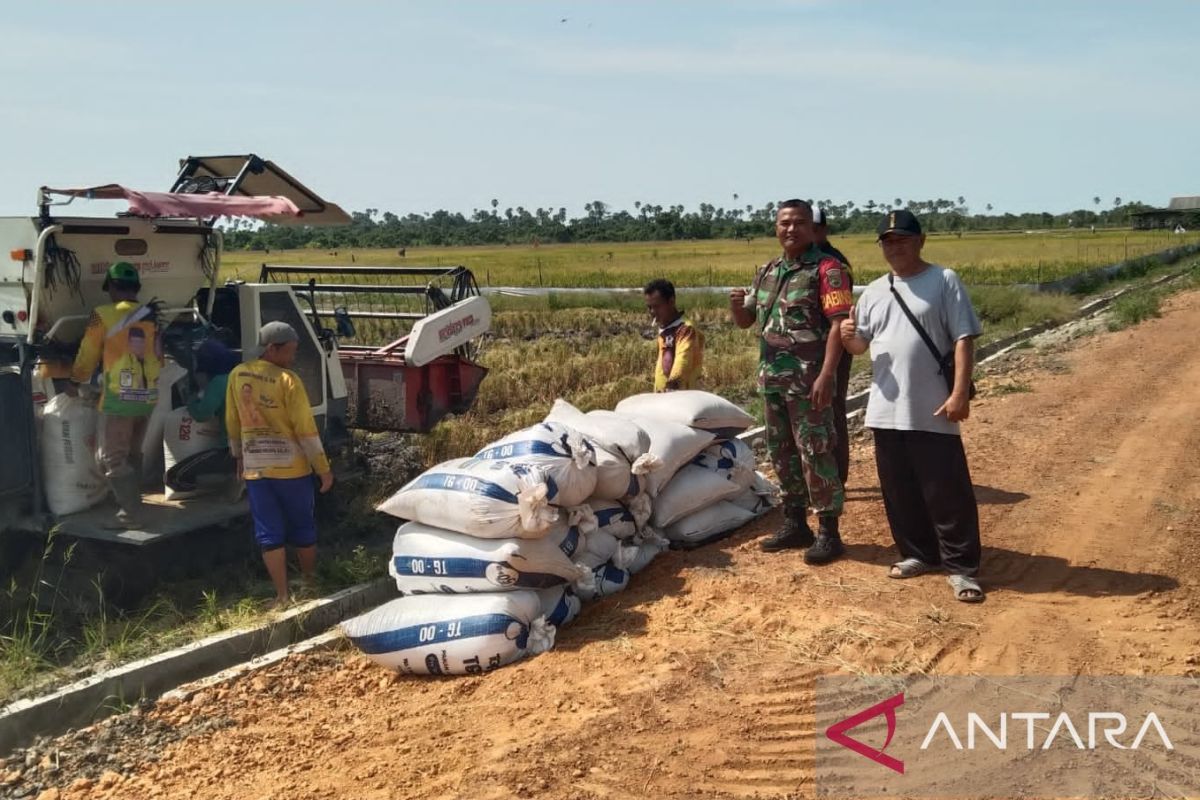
[876,209,923,239]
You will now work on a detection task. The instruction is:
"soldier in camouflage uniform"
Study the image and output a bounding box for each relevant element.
[730,199,853,563]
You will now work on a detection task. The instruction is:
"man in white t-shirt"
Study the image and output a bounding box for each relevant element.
[839,210,985,602]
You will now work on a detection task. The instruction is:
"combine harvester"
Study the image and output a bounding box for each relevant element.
[0,155,489,599]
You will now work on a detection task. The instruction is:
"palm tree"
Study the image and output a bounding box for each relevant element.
[1113,197,1122,207]
[1093,196,1101,207]
[893,198,902,209]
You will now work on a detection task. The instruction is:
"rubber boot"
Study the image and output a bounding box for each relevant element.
[104,471,146,529]
[760,512,815,552]
[804,516,845,565]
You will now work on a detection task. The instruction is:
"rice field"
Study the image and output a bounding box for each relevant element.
[219,231,1194,467]
[221,228,1199,289]
[414,286,1082,466]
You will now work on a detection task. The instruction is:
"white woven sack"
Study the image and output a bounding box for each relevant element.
[545,399,650,462]
[615,391,755,440]
[162,406,225,500]
[588,498,641,540]
[377,457,558,538]
[650,464,744,529]
[729,471,781,516]
[619,416,714,498]
[474,421,598,508]
[664,500,756,545]
[624,530,669,574]
[341,592,554,676]
[692,439,756,489]
[537,585,582,628]
[575,562,631,602]
[576,528,620,569]
[141,359,187,483]
[592,446,661,500]
[41,394,107,516]
[389,520,588,594]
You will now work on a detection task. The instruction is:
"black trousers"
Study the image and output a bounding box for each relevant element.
[833,351,853,486]
[165,448,236,493]
[871,427,981,577]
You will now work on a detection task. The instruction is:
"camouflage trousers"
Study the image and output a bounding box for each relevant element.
[762,391,844,518]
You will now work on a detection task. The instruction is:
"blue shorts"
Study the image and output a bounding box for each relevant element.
[246,475,317,550]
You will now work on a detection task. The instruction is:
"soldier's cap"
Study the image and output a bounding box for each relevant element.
[877,209,923,240]
[258,321,300,347]
[101,261,141,291]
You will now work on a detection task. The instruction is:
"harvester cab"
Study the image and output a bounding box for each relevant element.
[0,155,489,547]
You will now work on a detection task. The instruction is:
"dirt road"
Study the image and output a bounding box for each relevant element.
[19,290,1200,800]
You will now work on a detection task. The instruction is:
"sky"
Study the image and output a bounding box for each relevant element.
[2,1,1197,218]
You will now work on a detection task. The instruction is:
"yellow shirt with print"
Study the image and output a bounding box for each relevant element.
[70,301,163,416]
[225,359,330,480]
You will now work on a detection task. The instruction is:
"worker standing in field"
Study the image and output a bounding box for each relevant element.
[814,208,855,486]
[645,278,704,391]
[68,262,163,528]
[839,210,985,602]
[226,322,334,609]
[729,200,850,564]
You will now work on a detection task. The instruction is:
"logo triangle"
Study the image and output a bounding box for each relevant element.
[825,691,905,774]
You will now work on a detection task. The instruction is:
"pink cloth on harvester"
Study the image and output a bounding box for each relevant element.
[42,185,302,220]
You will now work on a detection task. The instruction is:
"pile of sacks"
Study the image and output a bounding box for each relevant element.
[341,390,778,676]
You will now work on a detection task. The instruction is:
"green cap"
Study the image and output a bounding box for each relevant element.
[102,261,140,291]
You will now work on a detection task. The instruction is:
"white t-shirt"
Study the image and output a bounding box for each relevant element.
[854,265,982,436]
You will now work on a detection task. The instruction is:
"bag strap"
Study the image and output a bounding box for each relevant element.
[887,273,951,374]
[757,260,793,335]
[104,303,152,341]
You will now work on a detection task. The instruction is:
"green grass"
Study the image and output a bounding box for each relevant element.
[221,229,1200,288]
[0,482,393,703]
[1108,290,1165,331]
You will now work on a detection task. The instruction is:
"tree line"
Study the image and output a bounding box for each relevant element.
[220,196,1154,251]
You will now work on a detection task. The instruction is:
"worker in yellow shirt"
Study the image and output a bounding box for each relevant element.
[644,278,703,392]
[68,261,163,527]
[226,322,334,608]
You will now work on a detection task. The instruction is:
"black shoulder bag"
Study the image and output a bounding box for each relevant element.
[888,274,976,399]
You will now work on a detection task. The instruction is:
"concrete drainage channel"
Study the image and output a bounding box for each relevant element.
[0,578,393,754]
[0,263,1193,755]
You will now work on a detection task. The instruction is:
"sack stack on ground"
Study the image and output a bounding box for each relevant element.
[350,390,775,675]
[361,452,585,673]
[610,391,774,547]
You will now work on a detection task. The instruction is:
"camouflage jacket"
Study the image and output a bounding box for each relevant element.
[751,245,853,393]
